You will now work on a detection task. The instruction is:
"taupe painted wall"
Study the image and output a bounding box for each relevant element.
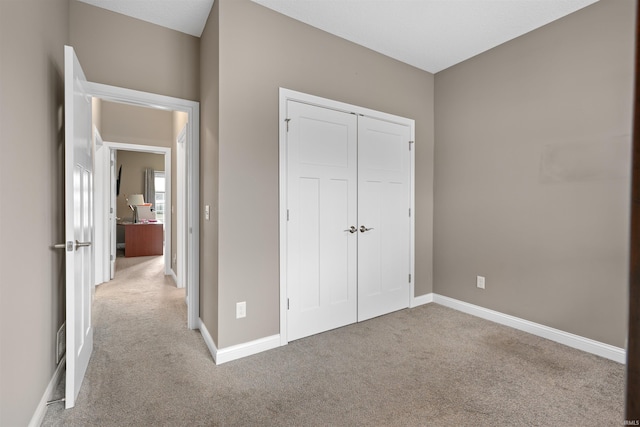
[200,0,220,343]
[0,0,69,425]
[101,101,173,148]
[208,0,435,348]
[434,0,635,347]
[69,0,199,101]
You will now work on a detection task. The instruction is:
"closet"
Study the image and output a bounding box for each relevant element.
[281,92,414,342]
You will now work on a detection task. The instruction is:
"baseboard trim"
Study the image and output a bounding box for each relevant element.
[169,269,178,286]
[28,355,66,427]
[432,294,626,364]
[411,293,433,308]
[198,318,218,363]
[216,334,281,365]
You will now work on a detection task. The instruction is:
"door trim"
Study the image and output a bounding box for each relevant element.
[100,142,172,276]
[278,88,416,345]
[87,82,200,330]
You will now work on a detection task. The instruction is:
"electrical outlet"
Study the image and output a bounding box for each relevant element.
[476,276,486,289]
[236,301,246,319]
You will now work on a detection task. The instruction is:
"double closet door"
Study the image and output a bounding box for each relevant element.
[286,100,412,342]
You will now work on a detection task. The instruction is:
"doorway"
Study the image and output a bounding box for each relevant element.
[96,143,172,279]
[87,81,200,330]
[279,88,416,343]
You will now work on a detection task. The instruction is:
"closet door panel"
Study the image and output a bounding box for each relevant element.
[358,116,411,321]
[287,101,358,341]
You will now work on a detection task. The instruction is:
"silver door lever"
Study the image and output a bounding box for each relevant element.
[344,226,357,234]
[359,226,374,233]
[53,240,92,251]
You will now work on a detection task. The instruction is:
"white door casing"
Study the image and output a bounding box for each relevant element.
[286,101,358,341]
[280,89,415,344]
[87,82,200,330]
[110,149,117,280]
[64,45,94,409]
[357,116,412,321]
[177,125,187,288]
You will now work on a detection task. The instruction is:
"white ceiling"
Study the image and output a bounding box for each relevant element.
[78,0,599,73]
[78,0,215,37]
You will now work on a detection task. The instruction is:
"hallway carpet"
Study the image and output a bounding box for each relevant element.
[42,255,624,426]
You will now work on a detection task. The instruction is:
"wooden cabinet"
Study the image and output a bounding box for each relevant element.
[120,223,163,257]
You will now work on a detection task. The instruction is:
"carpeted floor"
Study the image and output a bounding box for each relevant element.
[42,255,625,426]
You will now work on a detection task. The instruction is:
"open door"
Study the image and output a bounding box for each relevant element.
[64,45,94,409]
[110,149,117,279]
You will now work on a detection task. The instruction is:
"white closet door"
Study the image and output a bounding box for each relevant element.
[286,101,358,341]
[357,116,411,321]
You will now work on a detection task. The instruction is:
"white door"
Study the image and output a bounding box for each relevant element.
[286,101,358,341]
[110,149,117,279]
[357,116,411,321]
[177,125,187,288]
[64,45,94,409]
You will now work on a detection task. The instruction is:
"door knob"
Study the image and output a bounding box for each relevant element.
[344,226,357,234]
[359,225,374,233]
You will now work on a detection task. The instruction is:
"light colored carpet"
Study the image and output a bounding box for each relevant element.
[42,255,625,426]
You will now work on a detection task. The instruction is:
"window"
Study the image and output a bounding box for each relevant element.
[154,171,165,222]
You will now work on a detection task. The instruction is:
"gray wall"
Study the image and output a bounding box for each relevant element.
[0,0,69,425]
[200,0,220,343]
[101,101,174,148]
[69,0,200,101]
[433,0,635,348]
[206,0,435,348]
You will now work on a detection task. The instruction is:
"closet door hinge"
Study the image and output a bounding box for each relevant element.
[409,274,412,283]
[287,209,290,221]
[409,140,414,151]
[287,298,290,310]
[409,208,411,217]
[285,118,291,132]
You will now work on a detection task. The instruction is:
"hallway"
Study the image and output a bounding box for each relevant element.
[42,255,212,425]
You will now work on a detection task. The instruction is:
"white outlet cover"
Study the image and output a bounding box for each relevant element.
[236,301,246,319]
[477,276,486,289]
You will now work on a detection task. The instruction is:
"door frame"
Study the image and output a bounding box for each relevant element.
[99,142,172,275]
[87,81,200,329]
[278,88,416,345]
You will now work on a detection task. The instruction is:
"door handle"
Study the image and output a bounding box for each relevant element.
[75,240,92,250]
[53,240,92,251]
[359,225,374,233]
[344,226,357,234]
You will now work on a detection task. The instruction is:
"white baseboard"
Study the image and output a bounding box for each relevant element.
[216,334,281,365]
[28,355,66,427]
[411,293,433,308]
[169,269,178,287]
[197,318,281,365]
[198,318,218,363]
[432,294,626,364]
